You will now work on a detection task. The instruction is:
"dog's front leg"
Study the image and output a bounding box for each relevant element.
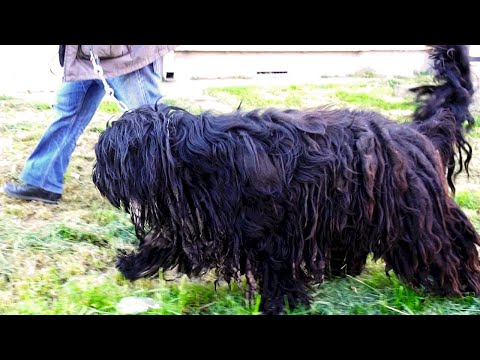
[116,231,179,280]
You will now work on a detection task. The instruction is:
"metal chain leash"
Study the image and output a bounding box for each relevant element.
[89,49,129,112]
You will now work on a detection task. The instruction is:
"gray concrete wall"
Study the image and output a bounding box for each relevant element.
[169,46,431,80]
[0,45,478,94]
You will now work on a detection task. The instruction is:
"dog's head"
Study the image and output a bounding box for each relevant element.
[92,105,182,235]
[92,103,287,225]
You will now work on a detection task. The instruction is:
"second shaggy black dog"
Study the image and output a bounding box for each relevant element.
[93,45,480,314]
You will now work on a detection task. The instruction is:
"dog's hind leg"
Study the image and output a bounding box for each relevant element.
[326,227,372,278]
[327,245,369,278]
[440,200,480,295]
[245,257,257,307]
[256,259,310,315]
[381,199,480,297]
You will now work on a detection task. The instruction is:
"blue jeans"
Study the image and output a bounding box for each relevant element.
[20,61,163,194]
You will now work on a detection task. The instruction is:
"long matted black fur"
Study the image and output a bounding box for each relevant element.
[93,45,480,314]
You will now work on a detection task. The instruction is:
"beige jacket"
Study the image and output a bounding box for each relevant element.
[61,45,178,81]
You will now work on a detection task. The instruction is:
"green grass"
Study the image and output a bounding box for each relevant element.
[333,91,415,112]
[0,97,52,113]
[203,80,419,115]
[203,83,372,110]
[98,100,124,115]
[1,73,480,315]
[205,85,301,109]
[466,115,480,138]
[349,68,380,78]
[31,102,52,111]
[456,190,480,209]
[0,97,120,116]
[163,98,205,114]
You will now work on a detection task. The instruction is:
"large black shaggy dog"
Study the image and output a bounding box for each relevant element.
[93,45,480,314]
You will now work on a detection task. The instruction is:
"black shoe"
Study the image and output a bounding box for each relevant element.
[3,183,61,204]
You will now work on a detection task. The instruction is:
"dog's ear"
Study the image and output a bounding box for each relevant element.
[249,151,282,194]
[238,139,282,194]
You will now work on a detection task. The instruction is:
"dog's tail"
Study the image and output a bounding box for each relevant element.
[410,45,476,192]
